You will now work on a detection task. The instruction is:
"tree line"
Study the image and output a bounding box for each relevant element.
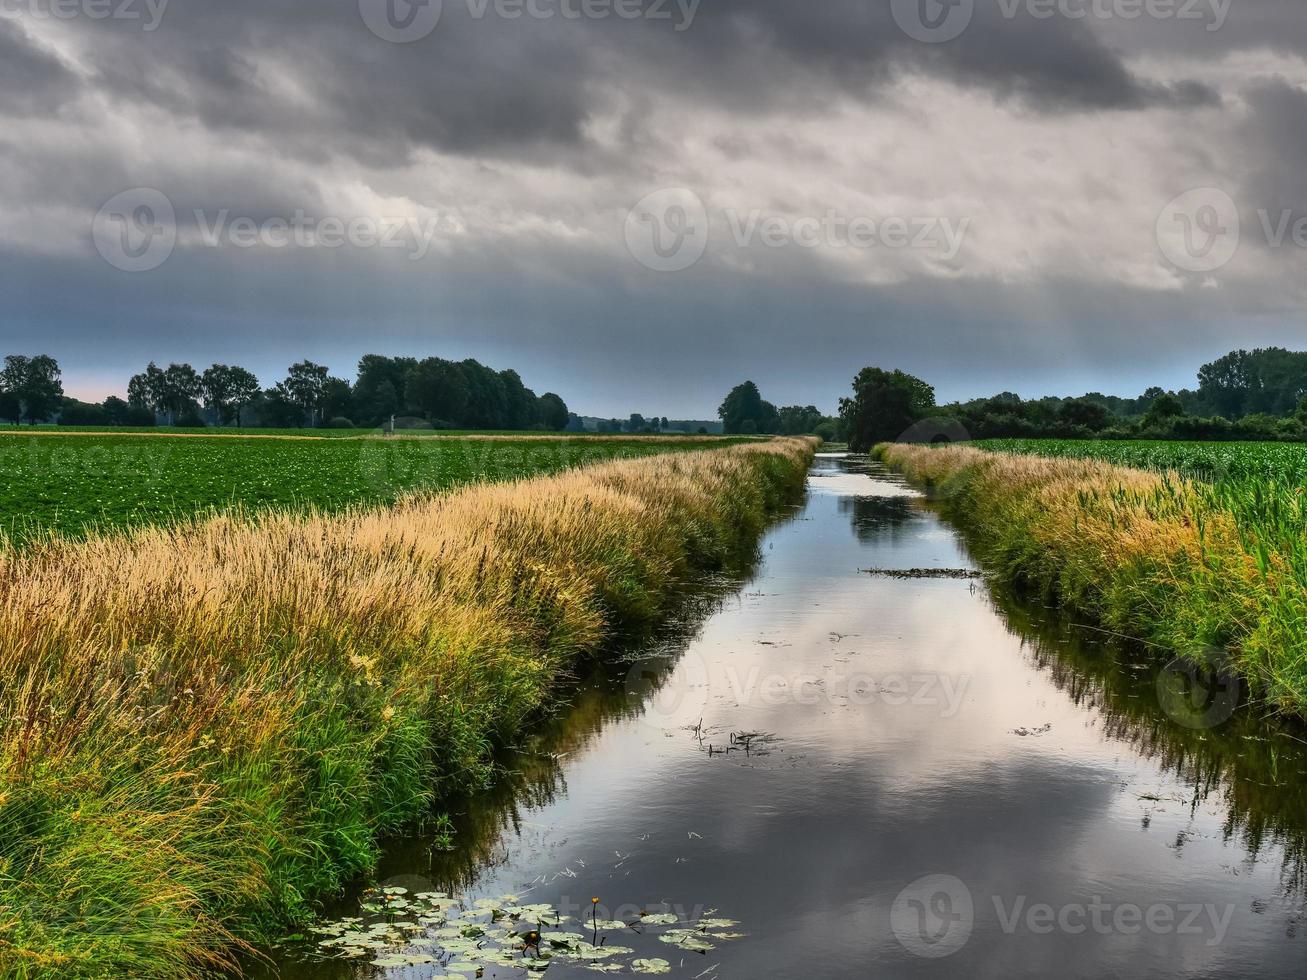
[2,354,571,431]
[837,347,1307,451]
[716,381,839,439]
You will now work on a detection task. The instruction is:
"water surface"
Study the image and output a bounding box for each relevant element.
[267,454,1306,978]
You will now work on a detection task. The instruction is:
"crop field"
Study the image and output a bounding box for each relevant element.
[976,438,1307,484]
[0,433,742,544]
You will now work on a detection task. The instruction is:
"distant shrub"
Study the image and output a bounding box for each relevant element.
[326,417,355,429]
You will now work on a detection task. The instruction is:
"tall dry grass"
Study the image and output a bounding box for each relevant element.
[0,439,813,978]
[878,443,1305,713]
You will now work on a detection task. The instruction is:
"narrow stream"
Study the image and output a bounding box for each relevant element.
[267,454,1307,978]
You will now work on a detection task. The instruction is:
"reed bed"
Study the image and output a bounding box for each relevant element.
[877,443,1307,715]
[0,438,813,978]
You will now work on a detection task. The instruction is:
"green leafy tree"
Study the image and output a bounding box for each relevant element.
[1057,397,1110,432]
[839,367,936,452]
[128,362,202,425]
[0,390,19,424]
[538,393,569,431]
[2,355,64,424]
[201,364,262,426]
[283,361,330,427]
[499,369,540,430]
[777,405,828,435]
[405,358,470,425]
[719,381,777,434]
[1142,392,1185,429]
[321,377,354,425]
[353,355,416,426]
[259,384,302,428]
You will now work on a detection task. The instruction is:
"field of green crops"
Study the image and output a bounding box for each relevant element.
[0,434,738,544]
[977,438,1307,484]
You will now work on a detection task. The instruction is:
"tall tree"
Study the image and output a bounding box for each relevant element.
[538,392,569,431]
[354,355,415,425]
[499,369,540,430]
[283,361,330,427]
[320,377,354,423]
[839,368,936,452]
[127,362,202,425]
[2,355,64,424]
[201,364,261,426]
[718,381,778,434]
[405,358,470,424]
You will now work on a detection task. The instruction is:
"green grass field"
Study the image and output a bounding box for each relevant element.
[0,433,742,544]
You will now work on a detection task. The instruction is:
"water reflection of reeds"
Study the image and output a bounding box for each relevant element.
[990,587,1307,901]
[382,568,762,897]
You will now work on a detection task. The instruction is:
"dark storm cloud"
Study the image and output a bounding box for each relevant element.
[1237,79,1307,215]
[19,0,1221,174]
[660,0,1217,112]
[2,0,1307,410]
[0,18,78,115]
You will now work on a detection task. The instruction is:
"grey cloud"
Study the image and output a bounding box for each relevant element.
[0,18,79,116]
[6,0,1226,176]
[1237,79,1307,215]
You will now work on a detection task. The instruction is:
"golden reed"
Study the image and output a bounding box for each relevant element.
[0,438,814,978]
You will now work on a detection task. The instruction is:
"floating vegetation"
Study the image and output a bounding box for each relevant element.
[859,567,984,580]
[1012,724,1053,738]
[692,726,784,761]
[299,889,746,975]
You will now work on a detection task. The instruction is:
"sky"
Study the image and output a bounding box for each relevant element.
[3,0,1307,417]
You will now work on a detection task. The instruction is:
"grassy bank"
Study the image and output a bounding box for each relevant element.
[876,443,1307,716]
[0,439,813,978]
